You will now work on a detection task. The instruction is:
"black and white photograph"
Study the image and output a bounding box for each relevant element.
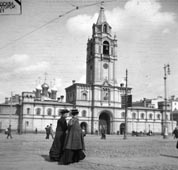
[0,0,178,169]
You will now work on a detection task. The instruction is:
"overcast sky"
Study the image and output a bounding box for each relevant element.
[0,0,178,102]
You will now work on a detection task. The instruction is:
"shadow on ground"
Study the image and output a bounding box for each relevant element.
[41,155,51,162]
[160,154,178,159]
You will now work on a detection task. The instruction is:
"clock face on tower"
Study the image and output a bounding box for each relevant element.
[103,63,108,69]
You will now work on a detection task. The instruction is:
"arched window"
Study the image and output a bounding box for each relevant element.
[103,41,109,55]
[82,93,87,100]
[149,114,153,120]
[157,114,160,120]
[141,113,145,119]
[132,112,136,119]
[82,110,87,117]
[121,112,125,118]
[47,108,52,116]
[27,108,30,114]
[36,108,41,115]
[103,24,107,33]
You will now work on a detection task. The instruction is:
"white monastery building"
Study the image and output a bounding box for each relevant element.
[0,7,176,135]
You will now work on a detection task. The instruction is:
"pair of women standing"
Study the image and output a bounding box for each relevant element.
[49,109,85,165]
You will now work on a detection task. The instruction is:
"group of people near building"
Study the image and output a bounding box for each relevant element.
[49,109,85,165]
[45,124,54,139]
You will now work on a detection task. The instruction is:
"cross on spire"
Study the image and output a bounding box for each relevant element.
[44,72,48,83]
[96,3,107,25]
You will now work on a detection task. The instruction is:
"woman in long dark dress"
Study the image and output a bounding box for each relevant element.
[60,109,85,165]
[49,109,69,161]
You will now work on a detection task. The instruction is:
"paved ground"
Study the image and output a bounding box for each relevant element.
[0,133,178,170]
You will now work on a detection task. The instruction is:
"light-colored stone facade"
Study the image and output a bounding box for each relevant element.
[0,7,176,135]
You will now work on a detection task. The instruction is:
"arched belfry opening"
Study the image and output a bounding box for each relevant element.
[99,111,112,134]
[103,41,109,55]
[103,24,107,33]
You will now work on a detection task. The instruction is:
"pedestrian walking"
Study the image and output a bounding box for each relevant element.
[100,126,106,139]
[60,109,85,165]
[35,128,38,134]
[7,125,12,139]
[49,124,54,139]
[172,126,178,149]
[49,109,69,161]
[45,125,50,139]
[172,127,178,139]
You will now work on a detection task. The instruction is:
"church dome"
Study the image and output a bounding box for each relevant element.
[36,84,42,90]
[51,86,57,91]
[41,83,49,89]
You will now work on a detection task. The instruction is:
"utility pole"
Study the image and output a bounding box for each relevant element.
[9,92,13,126]
[163,64,170,139]
[123,69,128,140]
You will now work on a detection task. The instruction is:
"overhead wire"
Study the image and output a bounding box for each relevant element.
[0,0,117,50]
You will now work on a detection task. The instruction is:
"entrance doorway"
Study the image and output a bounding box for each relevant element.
[120,123,125,135]
[99,112,110,134]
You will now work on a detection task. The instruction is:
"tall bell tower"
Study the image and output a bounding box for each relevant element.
[86,7,118,86]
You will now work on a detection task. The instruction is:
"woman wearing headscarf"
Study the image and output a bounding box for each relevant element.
[49,109,69,161]
[60,109,85,165]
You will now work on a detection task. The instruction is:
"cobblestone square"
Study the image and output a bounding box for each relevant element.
[0,133,178,170]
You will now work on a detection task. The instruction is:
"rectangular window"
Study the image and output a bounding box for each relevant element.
[27,108,30,114]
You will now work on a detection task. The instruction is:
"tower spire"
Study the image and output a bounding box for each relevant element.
[96,6,107,25]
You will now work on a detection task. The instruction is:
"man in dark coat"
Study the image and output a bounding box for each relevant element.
[49,109,69,161]
[101,126,106,139]
[60,109,85,165]
[7,125,12,139]
[45,125,50,139]
[172,127,178,139]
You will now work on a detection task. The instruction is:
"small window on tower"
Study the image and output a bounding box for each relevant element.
[103,24,107,33]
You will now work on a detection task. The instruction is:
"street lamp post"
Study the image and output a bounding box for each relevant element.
[123,69,128,140]
[9,92,13,126]
[163,64,170,139]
